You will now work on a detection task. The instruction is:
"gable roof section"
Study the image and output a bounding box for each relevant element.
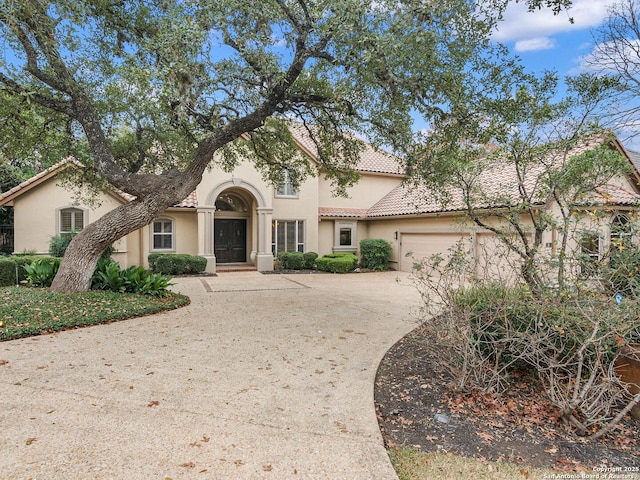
[0,158,198,208]
[365,134,640,218]
[288,123,403,175]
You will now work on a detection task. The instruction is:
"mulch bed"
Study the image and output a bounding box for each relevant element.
[374,322,640,472]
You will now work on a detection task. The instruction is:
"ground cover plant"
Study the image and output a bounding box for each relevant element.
[0,287,189,341]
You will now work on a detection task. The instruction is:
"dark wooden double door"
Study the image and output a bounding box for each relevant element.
[214,219,247,263]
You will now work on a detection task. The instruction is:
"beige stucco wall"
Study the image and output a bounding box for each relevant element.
[12,179,131,261]
[318,173,401,209]
[136,209,199,268]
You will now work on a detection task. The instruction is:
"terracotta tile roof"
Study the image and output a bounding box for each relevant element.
[173,191,198,208]
[288,123,403,175]
[0,158,76,205]
[318,207,369,218]
[367,135,640,217]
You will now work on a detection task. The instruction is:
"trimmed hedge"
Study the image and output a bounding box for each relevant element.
[276,251,318,270]
[316,253,359,273]
[360,238,392,270]
[0,255,48,287]
[148,253,207,275]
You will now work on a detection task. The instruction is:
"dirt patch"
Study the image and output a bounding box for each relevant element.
[375,323,640,472]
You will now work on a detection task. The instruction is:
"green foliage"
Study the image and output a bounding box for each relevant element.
[149,253,207,275]
[316,253,359,273]
[286,252,305,270]
[23,257,61,287]
[359,239,392,270]
[275,251,291,270]
[92,261,127,293]
[303,252,318,269]
[0,287,189,341]
[604,247,640,297]
[49,234,75,258]
[276,251,316,270]
[92,261,173,297]
[0,255,40,286]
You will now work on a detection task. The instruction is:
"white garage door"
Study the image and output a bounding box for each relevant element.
[400,232,471,272]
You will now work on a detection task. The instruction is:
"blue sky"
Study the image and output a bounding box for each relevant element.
[493,0,616,76]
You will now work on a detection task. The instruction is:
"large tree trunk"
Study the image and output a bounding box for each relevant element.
[50,176,199,292]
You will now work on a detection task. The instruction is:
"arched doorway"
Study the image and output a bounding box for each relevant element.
[214,190,251,263]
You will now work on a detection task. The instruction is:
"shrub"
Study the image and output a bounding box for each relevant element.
[23,257,61,287]
[275,251,291,270]
[303,252,318,269]
[92,260,173,297]
[49,234,74,257]
[360,238,392,270]
[149,253,207,275]
[316,253,358,273]
[49,233,114,260]
[286,251,305,270]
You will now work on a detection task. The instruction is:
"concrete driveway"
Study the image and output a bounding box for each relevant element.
[0,271,422,479]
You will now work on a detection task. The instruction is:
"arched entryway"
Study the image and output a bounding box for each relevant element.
[198,179,274,273]
[214,190,250,263]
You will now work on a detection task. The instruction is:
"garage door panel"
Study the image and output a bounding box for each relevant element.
[400,232,471,272]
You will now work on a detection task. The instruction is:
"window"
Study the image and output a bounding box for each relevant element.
[339,228,352,246]
[579,233,600,277]
[59,208,84,235]
[215,193,248,212]
[275,171,298,197]
[333,221,357,252]
[152,218,174,251]
[272,220,304,253]
[611,214,632,250]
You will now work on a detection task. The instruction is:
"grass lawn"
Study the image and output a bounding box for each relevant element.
[0,287,190,341]
[389,448,556,480]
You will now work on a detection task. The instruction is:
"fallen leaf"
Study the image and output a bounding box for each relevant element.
[202,435,210,443]
[476,431,493,444]
[148,400,159,407]
[234,459,244,466]
[0,360,8,366]
[544,446,558,454]
[425,435,438,442]
[26,437,37,445]
[520,468,530,479]
[263,465,273,471]
[180,462,195,468]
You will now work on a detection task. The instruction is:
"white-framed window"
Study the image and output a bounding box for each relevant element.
[58,207,85,235]
[611,214,632,249]
[275,171,298,198]
[333,221,357,252]
[152,218,174,251]
[272,220,304,253]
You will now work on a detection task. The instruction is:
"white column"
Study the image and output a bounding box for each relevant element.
[197,206,216,273]
[256,206,274,271]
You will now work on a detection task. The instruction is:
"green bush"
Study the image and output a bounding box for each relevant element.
[0,255,46,286]
[49,234,74,257]
[303,252,318,269]
[92,260,173,297]
[316,253,358,273]
[360,239,392,270]
[24,257,61,287]
[286,252,305,270]
[149,253,207,275]
[275,251,291,269]
[49,233,114,260]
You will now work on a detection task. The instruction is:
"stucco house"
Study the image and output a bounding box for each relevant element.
[1,130,639,275]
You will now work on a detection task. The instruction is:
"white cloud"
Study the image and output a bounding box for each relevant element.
[492,0,618,43]
[514,37,556,52]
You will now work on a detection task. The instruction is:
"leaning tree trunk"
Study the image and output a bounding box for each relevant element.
[50,178,198,292]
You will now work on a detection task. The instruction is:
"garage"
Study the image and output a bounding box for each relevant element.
[399,232,471,272]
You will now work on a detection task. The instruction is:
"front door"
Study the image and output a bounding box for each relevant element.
[214,219,247,263]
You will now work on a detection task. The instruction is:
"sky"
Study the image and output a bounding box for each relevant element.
[493,0,617,76]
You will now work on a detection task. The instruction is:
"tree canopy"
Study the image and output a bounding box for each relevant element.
[0,0,573,290]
